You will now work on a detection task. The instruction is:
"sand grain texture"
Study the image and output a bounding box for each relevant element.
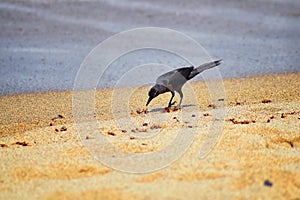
[0,73,300,199]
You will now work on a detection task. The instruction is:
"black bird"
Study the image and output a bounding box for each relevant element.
[146,60,222,108]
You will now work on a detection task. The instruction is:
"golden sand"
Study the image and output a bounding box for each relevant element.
[0,73,299,199]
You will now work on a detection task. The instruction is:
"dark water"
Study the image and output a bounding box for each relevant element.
[0,0,299,95]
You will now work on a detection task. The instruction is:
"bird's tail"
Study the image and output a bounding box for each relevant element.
[188,59,222,80]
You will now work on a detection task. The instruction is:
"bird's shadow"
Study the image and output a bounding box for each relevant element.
[148,104,196,113]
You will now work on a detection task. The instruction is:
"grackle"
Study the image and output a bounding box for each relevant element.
[146,60,222,108]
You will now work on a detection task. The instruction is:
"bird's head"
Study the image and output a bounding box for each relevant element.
[146,85,160,106]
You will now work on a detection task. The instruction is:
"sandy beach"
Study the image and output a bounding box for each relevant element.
[0,1,299,199]
[0,73,299,199]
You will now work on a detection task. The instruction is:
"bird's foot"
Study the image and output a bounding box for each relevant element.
[168,101,177,108]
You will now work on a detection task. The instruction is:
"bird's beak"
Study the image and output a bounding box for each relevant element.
[146,96,153,106]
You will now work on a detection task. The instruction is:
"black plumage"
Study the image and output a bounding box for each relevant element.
[146,60,222,108]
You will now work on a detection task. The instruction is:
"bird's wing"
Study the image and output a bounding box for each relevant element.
[156,70,177,85]
[176,67,194,79]
[156,67,194,89]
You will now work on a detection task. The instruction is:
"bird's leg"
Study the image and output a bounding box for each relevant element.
[177,89,183,109]
[168,91,176,107]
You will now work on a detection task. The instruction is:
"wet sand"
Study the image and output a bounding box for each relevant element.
[0,73,300,199]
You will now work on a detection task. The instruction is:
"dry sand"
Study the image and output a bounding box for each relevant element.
[0,73,300,199]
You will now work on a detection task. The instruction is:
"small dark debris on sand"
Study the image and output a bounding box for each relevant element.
[131,108,148,115]
[131,128,147,133]
[121,130,127,133]
[264,180,273,187]
[60,126,67,132]
[163,106,179,113]
[267,115,275,123]
[262,99,271,103]
[50,115,65,127]
[173,116,180,122]
[51,114,64,121]
[107,131,115,136]
[150,125,162,130]
[58,114,64,118]
[129,136,135,140]
[13,141,30,146]
[279,111,299,119]
[203,113,211,117]
[0,144,8,148]
[55,126,67,132]
[288,141,294,148]
[233,98,242,105]
[85,135,94,140]
[274,137,295,148]
[208,104,216,109]
[228,118,255,124]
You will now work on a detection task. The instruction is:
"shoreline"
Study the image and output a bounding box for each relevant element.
[1,71,299,98]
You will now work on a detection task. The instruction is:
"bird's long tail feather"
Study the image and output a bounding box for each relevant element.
[188,59,222,80]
